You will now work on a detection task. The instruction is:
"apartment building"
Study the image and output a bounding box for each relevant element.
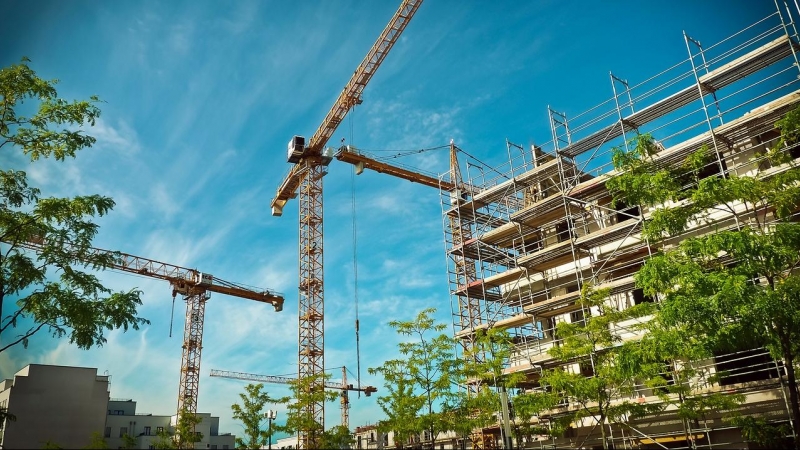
[353,424,464,450]
[0,364,110,449]
[441,2,800,448]
[105,398,235,449]
[0,364,235,449]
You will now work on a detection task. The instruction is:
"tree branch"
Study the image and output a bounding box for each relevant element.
[0,321,47,353]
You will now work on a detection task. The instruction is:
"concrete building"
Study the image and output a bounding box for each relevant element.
[353,424,463,450]
[0,364,110,449]
[105,399,235,449]
[0,364,235,449]
[440,2,800,448]
[275,434,302,449]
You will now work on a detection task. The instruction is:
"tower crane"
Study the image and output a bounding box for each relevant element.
[336,143,481,369]
[14,237,284,432]
[210,366,376,430]
[269,1,423,446]
[337,143,487,446]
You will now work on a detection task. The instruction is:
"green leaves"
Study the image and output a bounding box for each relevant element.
[277,372,338,448]
[370,308,468,447]
[1,58,101,161]
[608,107,800,447]
[230,383,285,450]
[0,59,148,355]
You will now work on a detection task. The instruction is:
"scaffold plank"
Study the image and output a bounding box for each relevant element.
[567,173,611,201]
[560,35,796,158]
[493,313,533,330]
[479,221,523,248]
[591,275,637,295]
[511,194,579,228]
[483,266,526,288]
[450,238,514,264]
[575,218,641,249]
[517,240,589,272]
[471,158,568,205]
[454,323,489,339]
[655,90,800,168]
[700,35,796,89]
[454,279,503,302]
[524,290,583,317]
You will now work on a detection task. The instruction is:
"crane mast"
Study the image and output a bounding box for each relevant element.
[209,367,376,430]
[269,1,422,446]
[15,237,284,437]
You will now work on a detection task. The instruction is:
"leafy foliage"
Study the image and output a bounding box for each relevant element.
[609,126,800,448]
[446,328,523,445]
[120,434,136,449]
[230,383,285,449]
[513,286,660,450]
[369,308,459,447]
[174,408,203,449]
[150,428,177,450]
[0,57,100,161]
[82,432,109,449]
[319,425,355,449]
[0,59,148,355]
[370,359,424,446]
[277,372,338,449]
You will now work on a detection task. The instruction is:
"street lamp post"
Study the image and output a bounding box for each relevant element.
[266,409,277,450]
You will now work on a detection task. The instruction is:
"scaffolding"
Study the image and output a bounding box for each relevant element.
[441,2,800,448]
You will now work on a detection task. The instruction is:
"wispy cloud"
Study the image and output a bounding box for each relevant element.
[92,118,142,156]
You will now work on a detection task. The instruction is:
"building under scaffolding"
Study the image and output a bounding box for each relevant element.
[441,2,800,448]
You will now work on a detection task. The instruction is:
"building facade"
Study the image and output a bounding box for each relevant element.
[0,364,111,449]
[441,2,800,449]
[353,424,464,450]
[105,399,235,449]
[0,364,235,450]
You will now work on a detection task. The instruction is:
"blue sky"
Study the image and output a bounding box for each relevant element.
[0,0,781,438]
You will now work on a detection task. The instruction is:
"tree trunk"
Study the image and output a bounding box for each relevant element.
[781,335,800,450]
[599,404,608,450]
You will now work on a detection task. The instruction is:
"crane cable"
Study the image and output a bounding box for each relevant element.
[169,292,177,338]
[349,105,363,399]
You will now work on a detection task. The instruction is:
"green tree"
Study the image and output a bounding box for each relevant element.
[230,383,285,449]
[513,286,660,450]
[607,124,800,448]
[82,432,109,449]
[447,328,523,448]
[120,434,136,449]
[631,319,745,446]
[319,425,355,449]
[371,360,423,448]
[277,372,338,449]
[369,308,459,448]
[176,408,204,449]
[0,59,148,356]
[151,428,177,450]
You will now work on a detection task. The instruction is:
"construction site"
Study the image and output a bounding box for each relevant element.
[4,0,800,449]
[433,1,800,448]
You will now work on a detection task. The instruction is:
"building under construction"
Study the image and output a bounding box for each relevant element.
[441,2,800,448]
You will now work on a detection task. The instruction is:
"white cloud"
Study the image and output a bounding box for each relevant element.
[91,118,142,156]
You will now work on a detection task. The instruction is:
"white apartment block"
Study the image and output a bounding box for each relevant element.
[105,399,235,450]
[0,364,235,449]
[0,364,110,449]
[353,424,464,450]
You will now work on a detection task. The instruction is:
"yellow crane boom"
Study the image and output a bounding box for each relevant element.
[210,367,376,430]
[14,237,283,429]
[267,1,423,447]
